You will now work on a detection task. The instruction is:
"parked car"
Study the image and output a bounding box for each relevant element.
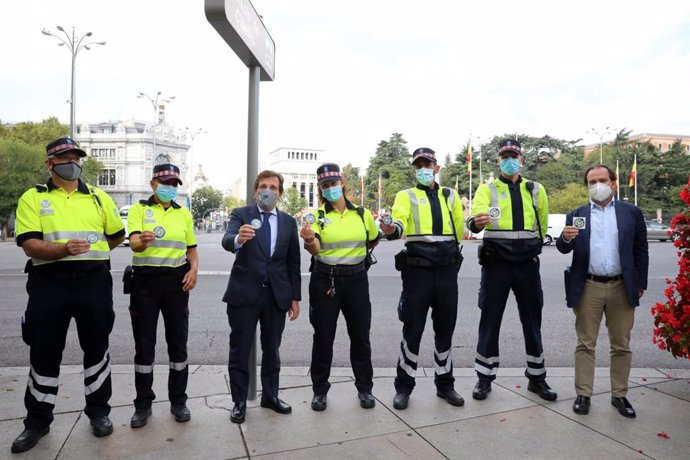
[543,213,566,246]
[645,220,680,242]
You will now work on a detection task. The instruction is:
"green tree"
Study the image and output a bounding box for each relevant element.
[548,183,590,213]
[364,133,414,211]
[191,185,223,220]
[81,157,104,185]
[4,117,68,145]
[222,195,245,212]
[280,186,307,216]
[0,139,46,238]
[341,163,362,205]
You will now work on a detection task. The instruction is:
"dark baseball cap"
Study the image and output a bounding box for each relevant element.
[46,137,87,158]
[497,139,523,156]
[412,147,436,165]
[152,163,183,185]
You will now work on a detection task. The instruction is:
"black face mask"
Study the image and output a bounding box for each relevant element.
[52,161,82,181]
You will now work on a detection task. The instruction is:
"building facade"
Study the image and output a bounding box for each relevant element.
[264,147,327,208]
[75,120,190,209]
[584,132,690,156]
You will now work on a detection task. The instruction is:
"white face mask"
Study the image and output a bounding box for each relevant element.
[588,182,613,202]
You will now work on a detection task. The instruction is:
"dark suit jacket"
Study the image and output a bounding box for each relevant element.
[556,200,648,308]
[221,205,301,310]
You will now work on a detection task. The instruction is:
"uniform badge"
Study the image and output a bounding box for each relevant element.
[153,226,166,238]
[500,193,508,200]
[145,209,154,217]
[420,198,428,205]
[573,217,586,230]
[304,214,316,224]
[41,199,51,208]
[381,215,393,225]
[87,233,99,244]
[251,218,262,229]
[322,217,332,225]
[489,207,502,219]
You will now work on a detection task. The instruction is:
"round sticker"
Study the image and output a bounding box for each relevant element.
[41,199,51,208]
[145,209,154,217]
[305,214,316,224]
[574,217,586,229]
[251,218,262,229]
[153,226,166,238]
[382,215,393,225]
[489,207,501,218]
[86,233,99,244]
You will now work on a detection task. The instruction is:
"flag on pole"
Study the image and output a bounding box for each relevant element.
[629,159,636,188]
[467,144,472,173]
[454,175,459,193]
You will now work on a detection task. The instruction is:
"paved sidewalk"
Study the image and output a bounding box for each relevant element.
[1,366,689,459]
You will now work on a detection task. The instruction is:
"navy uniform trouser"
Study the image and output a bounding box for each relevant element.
[130,270,189,409]
[475,257,547,382]
[395,264,459,395]
[22,267,115,430]
[227,286,286,403]
[309,270,373,395]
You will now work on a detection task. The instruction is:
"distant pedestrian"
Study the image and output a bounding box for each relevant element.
[557,164,648,418]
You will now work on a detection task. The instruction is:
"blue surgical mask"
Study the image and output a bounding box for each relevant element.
[155,183,178,202]
[415,168,435,186]
[500,157,521,176]
[321,185,343,202]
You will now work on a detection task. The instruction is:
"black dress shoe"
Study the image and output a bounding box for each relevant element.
[171,404,191,422]
[11,427,50,453]
[472,380,492,400]
[573,395,591,415]
[358,392,375,409]
[527,380,558,401]
[436,389,465,407]
[260,396,292,414]
[130,407,152,428]
[230,402,246,424]
[311,394,327,412]
[393,392,409,410]
[611,396,636,418]
[90,416,113,437]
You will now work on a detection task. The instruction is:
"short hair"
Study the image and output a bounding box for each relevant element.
[254,170,284,194]
[583,164,617,185]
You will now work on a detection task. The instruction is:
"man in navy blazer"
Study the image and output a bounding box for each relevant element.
[557,164,648,418]
[221,170,301,424]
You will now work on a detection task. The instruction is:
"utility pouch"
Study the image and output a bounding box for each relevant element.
[365,251,377,270]
[455,251,464,271]
[394,249,407,272]
[123,265,133,294]
[477,244,496,266]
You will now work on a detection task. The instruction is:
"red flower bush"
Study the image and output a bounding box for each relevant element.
[651,177,690,359]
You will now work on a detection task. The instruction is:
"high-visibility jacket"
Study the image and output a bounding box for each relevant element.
[472,176,548,260]
[308,200,379,266]
[128,196,196,271]
[391,185,464,244]
[15,179,124,268]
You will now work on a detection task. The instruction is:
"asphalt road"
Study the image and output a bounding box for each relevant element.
[0,232,687,371]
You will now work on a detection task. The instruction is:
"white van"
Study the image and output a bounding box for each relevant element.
[544,213,566,245]
[119,205,132,246]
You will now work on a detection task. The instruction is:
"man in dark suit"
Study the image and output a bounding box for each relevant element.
[557,164,648,418]
[221,170,301,424]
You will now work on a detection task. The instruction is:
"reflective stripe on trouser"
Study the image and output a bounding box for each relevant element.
[395,264,458,394]
[308,270,373,395]
[22,269,115,430]
[475,258,546,382]
[129,272,189,409]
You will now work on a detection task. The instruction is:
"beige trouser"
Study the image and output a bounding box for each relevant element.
[574,279,634,398]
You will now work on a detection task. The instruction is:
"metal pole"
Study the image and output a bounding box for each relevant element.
[377,172,382,213]
[70,28,76,138]
[152,104,157,157]
[246,66,260,401]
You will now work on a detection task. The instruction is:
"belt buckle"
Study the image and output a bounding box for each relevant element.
[262,281,270,288]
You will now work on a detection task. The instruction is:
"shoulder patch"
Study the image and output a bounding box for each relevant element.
[139,200,149,205]
[35,184,48,192]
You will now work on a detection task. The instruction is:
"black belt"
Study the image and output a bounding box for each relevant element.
[587,274,623,283]
[406,255,458,268]
[314,261,366,277]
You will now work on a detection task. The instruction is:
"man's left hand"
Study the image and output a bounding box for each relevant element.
[182,269,198,291]
[288,300,300,321]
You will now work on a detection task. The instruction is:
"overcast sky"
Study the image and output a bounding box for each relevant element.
[2,0,689,191]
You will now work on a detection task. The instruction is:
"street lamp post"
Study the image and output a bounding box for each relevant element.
[42,26,106,138]
[185,127,206,197]
[138,91,175,158]
[587,127,613,164]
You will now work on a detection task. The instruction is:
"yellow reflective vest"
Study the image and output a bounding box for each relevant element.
[391,185,464,244]
[127,197,196,270]
[307,200,379,266]
[15,180,124,267]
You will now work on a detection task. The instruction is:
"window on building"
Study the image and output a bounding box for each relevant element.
[309,183,314,207]
[109,149,116,158]
[658,143,662,150]
[98,169,116,186]
[91,148,98,157]
[315,153,318,161]
[300,182,306,198]
[155,154,171,165]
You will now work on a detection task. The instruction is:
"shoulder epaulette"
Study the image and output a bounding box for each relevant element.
[35,184,48,192]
